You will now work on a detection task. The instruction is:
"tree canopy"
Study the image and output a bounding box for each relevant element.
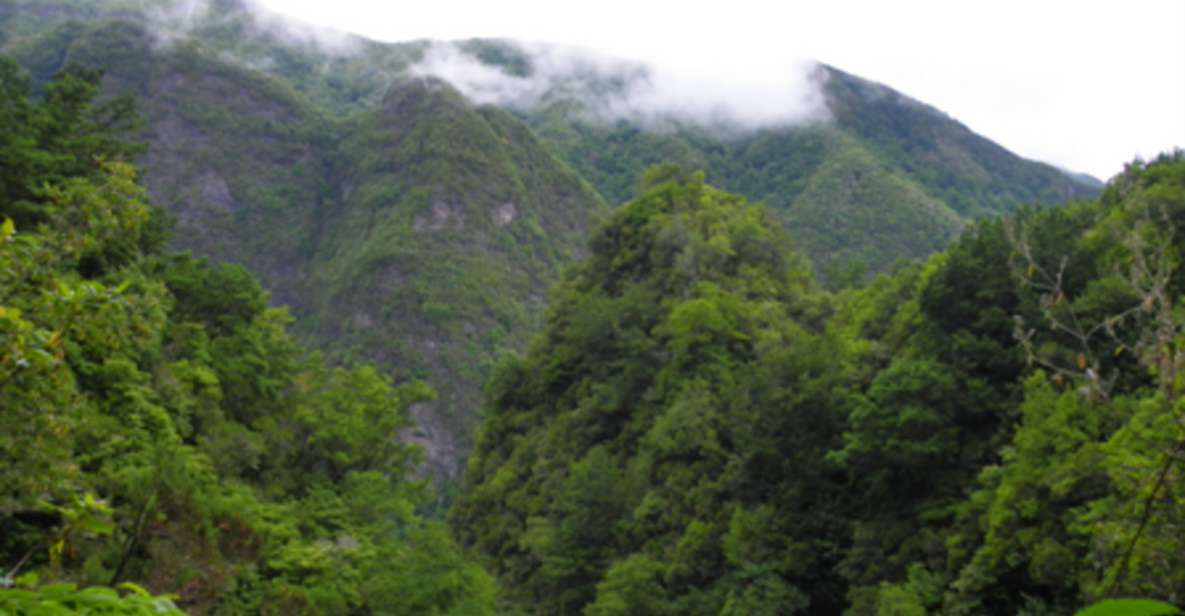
[0,59,497,615]
[3,37,1185,616]
[455,154,1185,615]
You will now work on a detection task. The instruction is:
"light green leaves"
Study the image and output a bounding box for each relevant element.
[1076,599,1183,616]
[0,582,185,615]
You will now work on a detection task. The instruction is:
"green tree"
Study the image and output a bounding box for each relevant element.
[453,170,846,614]
[0,56,499,615]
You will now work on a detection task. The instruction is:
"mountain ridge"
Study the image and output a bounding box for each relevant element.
[0,0,1102,476]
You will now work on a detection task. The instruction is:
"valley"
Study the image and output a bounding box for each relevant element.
[3,2,1182,615]
[1,0,1099,476]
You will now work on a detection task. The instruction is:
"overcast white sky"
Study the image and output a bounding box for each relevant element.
[255,0,1184,181]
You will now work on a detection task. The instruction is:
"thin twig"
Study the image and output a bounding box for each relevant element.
[1108,433,1185,594]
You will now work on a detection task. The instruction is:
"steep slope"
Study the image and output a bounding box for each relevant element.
[0,1,1103,475]
[820,64,1094,217]
[529,114,969,275]
[0,0,424,113]
[1,16,332,311]
[304,76,605,468]
[523,109,969,276]
[3,5,1098,279]
[452,173,849,614]
[0,6,606,476]
[498,45,1100,275]
[0,63,498,613]
[783,130,964,272]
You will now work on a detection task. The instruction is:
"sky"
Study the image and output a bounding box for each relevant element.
[253,0,1185,181]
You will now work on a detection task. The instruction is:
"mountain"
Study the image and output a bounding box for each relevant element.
[0,58,499,613]
[500,45,1100,276]
[5,23,1184,612]
[0,0,607,476]
[452,152,1185,616]
[303,76,605,468]
[451,171,844,613]
[0,0,1100,476]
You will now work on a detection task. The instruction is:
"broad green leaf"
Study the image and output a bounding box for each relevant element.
[37,583,77,596]
[118,581,151,597]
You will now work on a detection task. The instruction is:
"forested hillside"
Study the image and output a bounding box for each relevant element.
[513,53,1099,276]
[455,154,1185,615]
[4,2,1183,614]
[0,0,608,475]
[4,64,1181,612]
[0,59,495,614]
[0,0,1105,477]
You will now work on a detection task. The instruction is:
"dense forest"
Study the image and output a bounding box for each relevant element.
[452,155,1185,615]
[0,60,496,614]
[1,9,1185,616]
[0,0,1102,481]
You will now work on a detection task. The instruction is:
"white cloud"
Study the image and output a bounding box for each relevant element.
[409,41,828,131]
[134,0,360,54]
[255,0,1185,180]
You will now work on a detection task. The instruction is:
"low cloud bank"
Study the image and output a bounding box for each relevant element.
[410,41,828,131]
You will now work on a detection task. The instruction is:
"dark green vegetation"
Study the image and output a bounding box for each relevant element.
[0,0,608,475]
[516,59,1098,276]
[1077,600,1183,616]
[0,59,495,614]
[7,2,1182,614]
[455,154,1185,614]
[0,0,1103,476]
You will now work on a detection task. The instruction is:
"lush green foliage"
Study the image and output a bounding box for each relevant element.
[453,169,848,613]
[1076,599,1183,616]
[0,580,184,615]
[3,6,1179,615]
[0,61,496,615]
[457,155,1185,615]
[0,7,608,476]
[0,2,1105,484]
[518,60,1098,279]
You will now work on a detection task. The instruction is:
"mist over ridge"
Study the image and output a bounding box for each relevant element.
[3,6,1166,614]
[409,39,830,131]
[0,0,1105,486]
[154,0,833,132]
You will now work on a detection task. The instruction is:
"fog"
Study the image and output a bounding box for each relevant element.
[132,0,360,54]
[133,0,830,134]
[410,41,828,131]
[249,0,1184,181]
